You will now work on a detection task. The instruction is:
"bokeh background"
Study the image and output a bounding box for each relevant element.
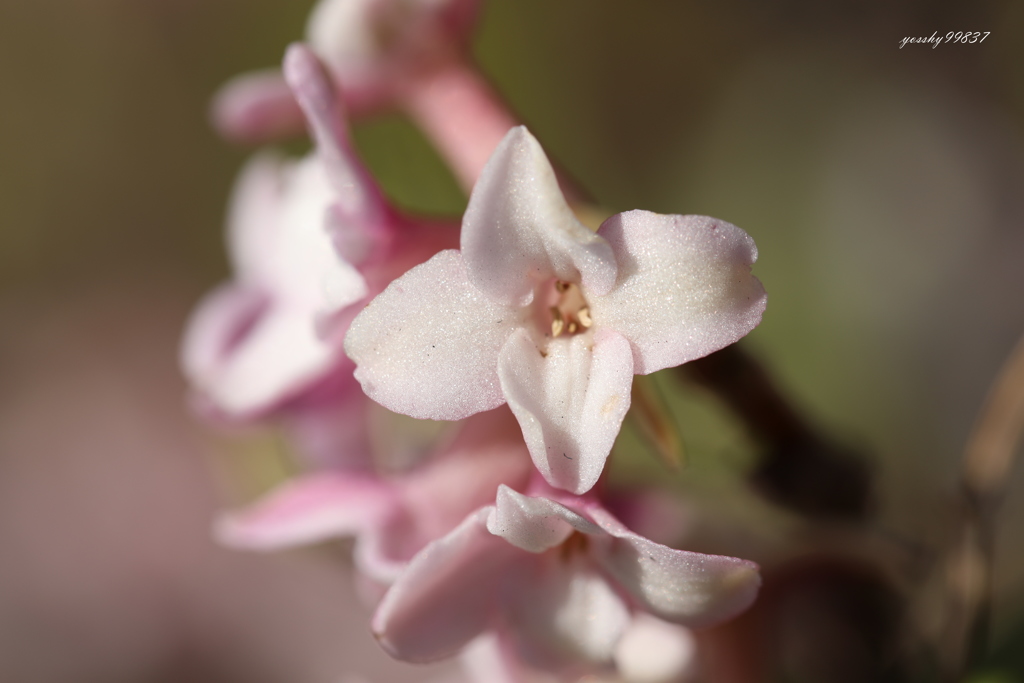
[1,1,1023,681]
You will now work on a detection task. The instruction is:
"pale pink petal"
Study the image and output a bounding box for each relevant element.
[214,473,396,550]
[485,485,599,553]
[210,68,306,143]
[461,127,617,307]
[614,614,697,683]
[586,506,761,628]
[505,559,631,667]
[497,328,634,494]
[306,0,480,113]
[345,250,521,420]
[306,0,380,78]
[593,211,767,374]
[180,284,266,394]
[459,634,527,683]
[225,152,286,283]
[224,149,367,320]
[284,43,385,227]
[269,157,368,312]
[372,508,523,663]
[354,509,422,585]
[196,305,340,416]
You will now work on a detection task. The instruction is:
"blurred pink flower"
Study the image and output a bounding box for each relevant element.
[182,45,457,453]
[345,126,767,493]
[213,0,480,142]
[372,484,760,674]
[214,407,532,585]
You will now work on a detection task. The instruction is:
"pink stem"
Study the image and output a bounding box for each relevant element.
[399,59,518,194]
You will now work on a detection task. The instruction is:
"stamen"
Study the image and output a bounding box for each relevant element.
[577,307,592,328]
[546,281,593,339]
[550,307,565,337]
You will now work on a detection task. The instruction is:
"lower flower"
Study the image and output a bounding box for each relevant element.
[372,485,761,672]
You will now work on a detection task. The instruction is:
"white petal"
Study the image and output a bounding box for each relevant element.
[614,614,697,683]
[592,211,766,374]
[180,284,266,397]
[226,153,286,283]
[270,157,368,311]
[485,485,600,553]
[497,328,633,494]
[283,44,385,225]
[345,250,521,420]
[460,634,526,683]
[506,561,631,666]
[372,508,523,663]
[462,127,617,306]
[307,0,381,73]
[586,506,761,628]
[200,304,340,416]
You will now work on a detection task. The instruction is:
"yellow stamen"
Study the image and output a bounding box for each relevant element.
[550,307,565,337]
[577,307,592,328]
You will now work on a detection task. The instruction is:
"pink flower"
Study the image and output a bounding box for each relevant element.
[307,0,479,111]
[372,485,760,672]
[214,408,533,585]
[182,45,457,428]
[344,127,767,494]
[213,0,480,142]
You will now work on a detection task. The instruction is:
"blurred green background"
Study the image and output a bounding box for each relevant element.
[1,1,1023,681]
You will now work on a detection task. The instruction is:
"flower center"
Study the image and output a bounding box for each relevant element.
[549,280,592,338]
[559,531,590,560]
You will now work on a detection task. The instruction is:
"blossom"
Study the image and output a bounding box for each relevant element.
[214,408,532,585]
[344,126,766,494]
[213,0,480,142]
[182,44,457,429]
[372,485,760,672]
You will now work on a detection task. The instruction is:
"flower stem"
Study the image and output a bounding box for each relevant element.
[683,344,873,520]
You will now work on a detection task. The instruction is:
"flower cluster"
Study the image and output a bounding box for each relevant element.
[184,2,767,680]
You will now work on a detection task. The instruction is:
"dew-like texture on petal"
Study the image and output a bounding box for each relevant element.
[486,485,600,553]
[284,44,384,225]
[462,127,617,307]
[586,506,761,628]
[213,473,395,550]
[614,614,696,683]
[507,561,631,666]
[345,250,520,420]
[498,329,634,494]
[592,211,767,374]
[372,508,521,663]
